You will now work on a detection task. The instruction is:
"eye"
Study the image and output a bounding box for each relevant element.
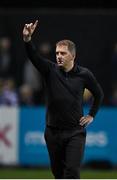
[61,52,66,55]
[56,51,67,56]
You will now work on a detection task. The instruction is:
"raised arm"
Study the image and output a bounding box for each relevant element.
[23,20,53,76]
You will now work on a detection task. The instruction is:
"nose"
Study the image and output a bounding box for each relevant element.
[57,53,62,58]
[58,56,62,61]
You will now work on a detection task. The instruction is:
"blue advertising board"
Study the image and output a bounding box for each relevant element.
[19,106,117,166]
[19,107,50,166]
[83,106,117,165]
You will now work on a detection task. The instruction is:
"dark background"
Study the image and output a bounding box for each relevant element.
[0,1,117,105]
[0,0,117,8]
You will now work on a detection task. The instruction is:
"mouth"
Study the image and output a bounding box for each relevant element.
[57,59,64,65]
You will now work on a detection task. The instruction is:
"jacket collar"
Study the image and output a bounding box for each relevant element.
[59,62,79,74]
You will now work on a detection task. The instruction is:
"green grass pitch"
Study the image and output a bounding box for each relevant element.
[0,168,117,178]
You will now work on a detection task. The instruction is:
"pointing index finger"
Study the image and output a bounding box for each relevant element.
[33,20,38,28]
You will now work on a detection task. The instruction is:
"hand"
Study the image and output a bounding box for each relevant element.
[79,115,93,127]
[23,20,38,42]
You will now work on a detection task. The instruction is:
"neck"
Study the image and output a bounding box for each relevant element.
[63,62,74,72]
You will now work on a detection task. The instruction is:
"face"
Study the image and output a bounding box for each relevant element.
[56,45,75,67]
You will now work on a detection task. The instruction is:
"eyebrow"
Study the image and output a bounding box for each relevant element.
[56,51,67,54]
[56,50,67,53]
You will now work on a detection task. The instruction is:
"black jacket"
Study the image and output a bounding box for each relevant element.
[25,41,104,129]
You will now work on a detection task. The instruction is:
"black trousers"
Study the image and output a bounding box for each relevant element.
[44,126,86,179]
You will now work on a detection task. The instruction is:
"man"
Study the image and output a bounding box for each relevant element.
[23,20,104,179]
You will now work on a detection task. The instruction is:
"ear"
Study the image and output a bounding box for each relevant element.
[72,53,76,60]
[71,57,75,63]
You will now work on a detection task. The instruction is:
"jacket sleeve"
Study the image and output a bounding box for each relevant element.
[24,41,53,76]
[85,69,104,117]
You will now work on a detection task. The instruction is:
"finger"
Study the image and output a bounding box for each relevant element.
[25,23,31,28]
[26,24,32,31]
[80,118,88,125]
[33,20,38,29]
[79,116,85,122]
[30,23,33,26]
[24,24,28,29]
[80,120,85,125]
[80,121,87,126]
[80,117,87,124]
[24,25,31,35]
[29,23,34,31]
[26,24,29,29]
[79,118,85,125]
[80,121,86,126]
[81,118,93,126]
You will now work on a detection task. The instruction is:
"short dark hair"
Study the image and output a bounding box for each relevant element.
[56,39,76,57]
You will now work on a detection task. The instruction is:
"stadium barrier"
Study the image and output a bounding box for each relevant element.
[0,106,117,167]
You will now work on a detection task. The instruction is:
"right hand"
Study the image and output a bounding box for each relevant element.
[23,20,38,42]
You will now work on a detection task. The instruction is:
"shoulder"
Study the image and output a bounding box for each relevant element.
[77,65,96,80]
[78,65,91,74]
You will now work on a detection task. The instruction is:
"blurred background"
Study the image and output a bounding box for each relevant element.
[0,0,117,178]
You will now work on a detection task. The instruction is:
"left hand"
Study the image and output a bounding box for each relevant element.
[79,115,93,127]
